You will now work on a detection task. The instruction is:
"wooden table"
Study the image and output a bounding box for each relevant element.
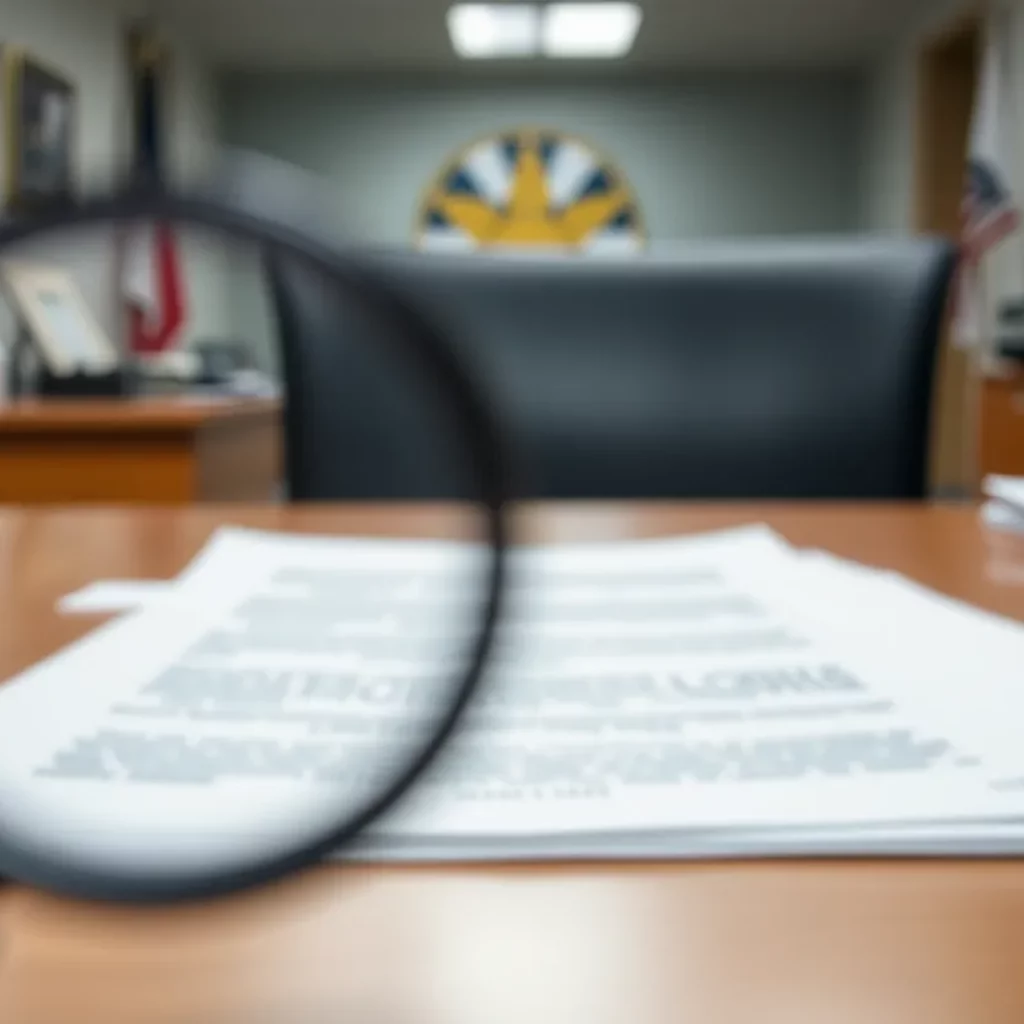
[2,502,1024,1024]
[0,397,282,504]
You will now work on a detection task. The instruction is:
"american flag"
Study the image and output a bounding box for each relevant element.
[963,158,1020,266]
[954,13,1020,349]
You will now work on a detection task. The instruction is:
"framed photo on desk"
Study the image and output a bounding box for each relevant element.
[3,261,118,376]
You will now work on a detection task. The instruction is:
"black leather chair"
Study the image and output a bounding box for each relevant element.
[266,240,955,501]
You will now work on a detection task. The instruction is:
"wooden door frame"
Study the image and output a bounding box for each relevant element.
[914,11,982,497]
[914,13,983,233]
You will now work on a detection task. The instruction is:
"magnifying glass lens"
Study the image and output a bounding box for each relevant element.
[0,198,508,902]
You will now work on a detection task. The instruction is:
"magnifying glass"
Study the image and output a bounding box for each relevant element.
[0,183,512,904]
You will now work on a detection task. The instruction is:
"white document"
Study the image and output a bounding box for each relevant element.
[58,580,176,616]
[984,474,1024,511]
[982,476,1024,532]
[2,523,1024,867]
[982,499,1024,534]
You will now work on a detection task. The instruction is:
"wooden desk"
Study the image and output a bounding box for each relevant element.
[2,502,1024,1024]
[0,397,282,504]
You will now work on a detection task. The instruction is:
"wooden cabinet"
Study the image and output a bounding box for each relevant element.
[980,371,1024,480]
[0,397,282,504]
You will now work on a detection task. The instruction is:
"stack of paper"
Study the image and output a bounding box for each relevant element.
[983,474,1024,532]
[4,523,1024,867]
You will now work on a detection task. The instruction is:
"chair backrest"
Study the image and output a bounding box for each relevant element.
[267,239,956,501]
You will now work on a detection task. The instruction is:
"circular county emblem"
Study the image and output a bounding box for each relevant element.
[416,128,644,254]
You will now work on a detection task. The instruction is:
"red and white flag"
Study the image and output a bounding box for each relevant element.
[121,222,187,357]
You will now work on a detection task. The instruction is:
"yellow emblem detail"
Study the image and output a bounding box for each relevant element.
[417,129,644,252]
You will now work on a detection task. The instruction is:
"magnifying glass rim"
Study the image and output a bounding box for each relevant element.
[0,185,511,904]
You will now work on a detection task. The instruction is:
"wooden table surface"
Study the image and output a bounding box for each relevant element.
[2,502,1024,1024]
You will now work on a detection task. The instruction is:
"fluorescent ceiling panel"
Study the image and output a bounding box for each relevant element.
[542,2,642,57]
[447,4,541,58]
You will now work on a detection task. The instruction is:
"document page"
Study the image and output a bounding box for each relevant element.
[0,524,1022,864]
[985,475,1024,511]
[982,475,1024,532]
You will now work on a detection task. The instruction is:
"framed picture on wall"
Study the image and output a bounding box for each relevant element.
[4,49,76,214]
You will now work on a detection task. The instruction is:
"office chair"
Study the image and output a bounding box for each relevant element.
[267,239,956,501]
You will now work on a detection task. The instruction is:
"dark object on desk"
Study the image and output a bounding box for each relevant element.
[35,366,133,397]
[1000,298,1024,322]
[996,297,1024,363]
[7,325,135,398]
[267,239,955,501]
[192,338,253,384]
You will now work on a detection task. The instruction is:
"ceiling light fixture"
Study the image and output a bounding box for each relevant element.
[541,2,642,58]
[447,4,541,59]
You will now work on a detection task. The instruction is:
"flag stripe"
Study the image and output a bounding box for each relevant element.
[963,207,1020,265]
[122,28,188,357]
[125,223,186,355]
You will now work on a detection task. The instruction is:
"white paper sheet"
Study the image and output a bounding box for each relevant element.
[58,580,176,615]
[982,499,1024,533]
[982,476,1024,533]
[3,523,1024,866]
[985,474,1024,511]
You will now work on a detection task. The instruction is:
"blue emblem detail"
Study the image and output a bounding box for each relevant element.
[608,207,635,230]
[445,169,479,196]
[578,168,612,199]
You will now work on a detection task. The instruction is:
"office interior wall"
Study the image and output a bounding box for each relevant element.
[220,72,863,370]
[0,0,225,362]
[858,0,982,236]
[860,46,918,235]
[978,2,1024,320]
[860,0,1024,338]
[0,0,132,355]
[857,0,1024,498]
[223,74,863,244]
[166,39,231,346]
